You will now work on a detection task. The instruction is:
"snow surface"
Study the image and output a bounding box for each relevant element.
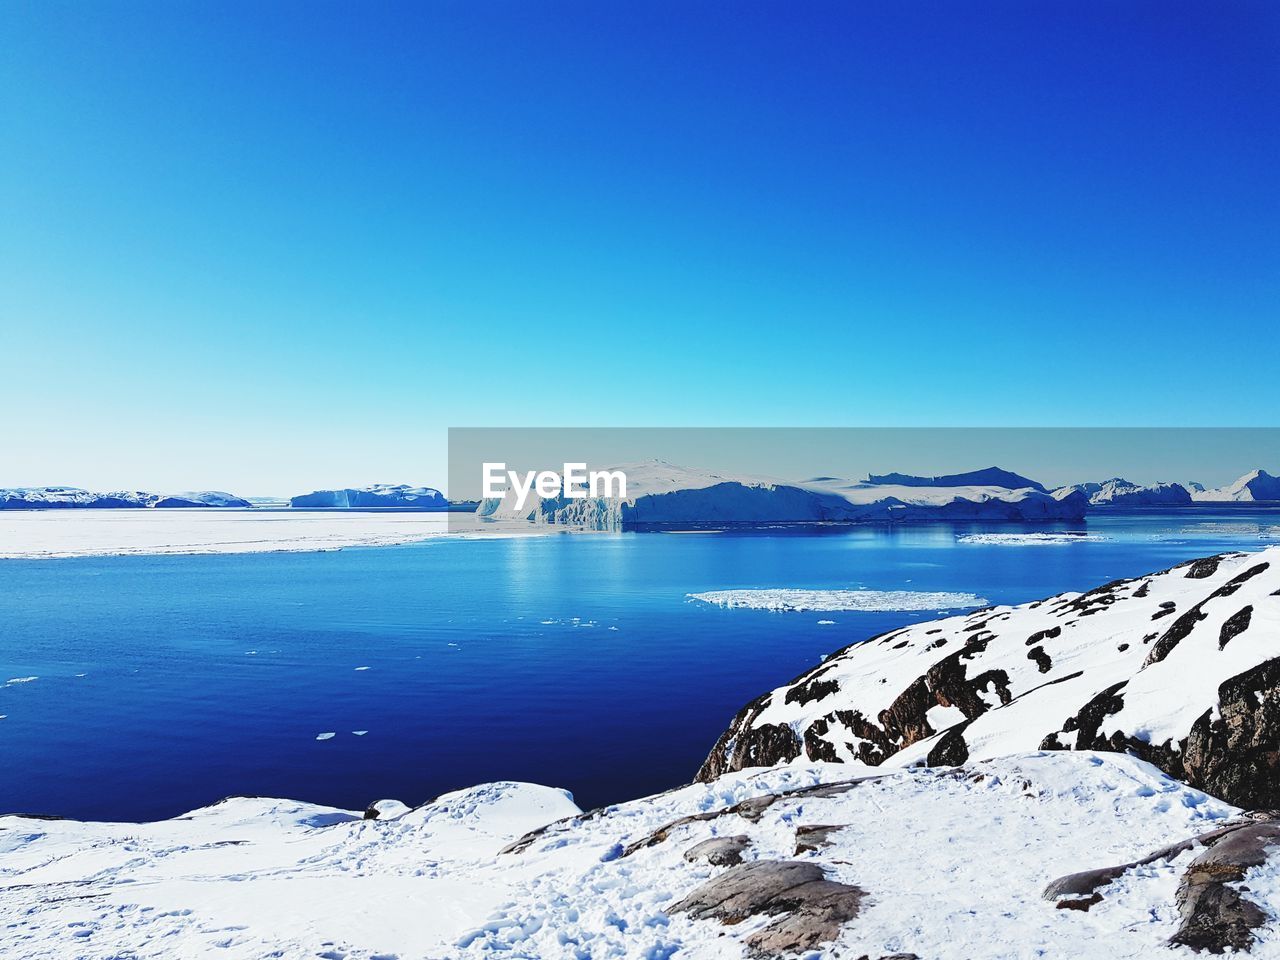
[0,510,546,560]
[687,588,988,612]
[2,753,1268,959]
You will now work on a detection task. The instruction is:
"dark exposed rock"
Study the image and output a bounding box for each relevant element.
[802,717,843,763]
[794,824,843,855]
[1046,812,1280,952]
[1060,681,1127,745]
[879,676,935,745]
[1183,658,1280,808]
[1027,645,1052,673]
[668,860,866,959]
[786,675,840,706]
[1187,555,1228,579]
[1147,603,1210,665]
[1055,893,1103,911]
[621,776,880,859]
[927,722,971,766]
[1026,625,1061,647]
[1145,568,1265,666]
[925,641,1011,720]
[1170,822,1280,953]
[1219,606,1253,649]
[684,834,751,866]
[697,694,803,782]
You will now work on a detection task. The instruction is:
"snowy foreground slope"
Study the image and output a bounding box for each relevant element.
[478,461,1085,529]
[700,547,1280,811]
[8,753,1280,960]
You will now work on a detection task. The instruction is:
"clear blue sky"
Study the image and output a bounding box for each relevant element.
[2,1,1276,492]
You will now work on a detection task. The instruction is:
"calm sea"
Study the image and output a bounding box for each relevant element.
[1,509,1276,820]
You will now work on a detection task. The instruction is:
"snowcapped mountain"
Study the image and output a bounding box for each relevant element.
[477,460,1085,529]
[1053,478,1194,506]
[4,752,1275,958]
[698,546,1280,809]
[0,487,251,509]
[1193,469,1280,503]
[289,483,448,509]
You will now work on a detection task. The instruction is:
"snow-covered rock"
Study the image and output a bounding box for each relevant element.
[1194,469,1280,502]
[0,487,251,509]
[478,461,1085,530]
[698,546,1280,809]
[1054,478,1194,506]
[7,753,1278,959]
[289,483,448,509]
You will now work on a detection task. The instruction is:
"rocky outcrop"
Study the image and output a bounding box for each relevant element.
[1045,812,1280,953]
[698,548,1280,809]
[683,835,751,866]
[669,860,866,959]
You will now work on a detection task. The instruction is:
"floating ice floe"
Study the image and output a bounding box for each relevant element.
[687,589,988,612]
[351,730,368,736]
[315,732,336,741]
[354,666,370,671]
[5,676,38,685]
[817,619,836,625]
[956,532,1106,546]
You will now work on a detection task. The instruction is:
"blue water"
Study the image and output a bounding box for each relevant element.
[1,510,1277,821]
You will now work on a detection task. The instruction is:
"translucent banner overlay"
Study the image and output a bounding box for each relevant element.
[447,427,1280,532]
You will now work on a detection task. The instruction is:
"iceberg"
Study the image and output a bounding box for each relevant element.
[1054,477,1193,506]
[477,461,1087,530]
[1193,469,1280,502]
[289,483,449,509]
[866,466,1047,492]
[0,487,251,509]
